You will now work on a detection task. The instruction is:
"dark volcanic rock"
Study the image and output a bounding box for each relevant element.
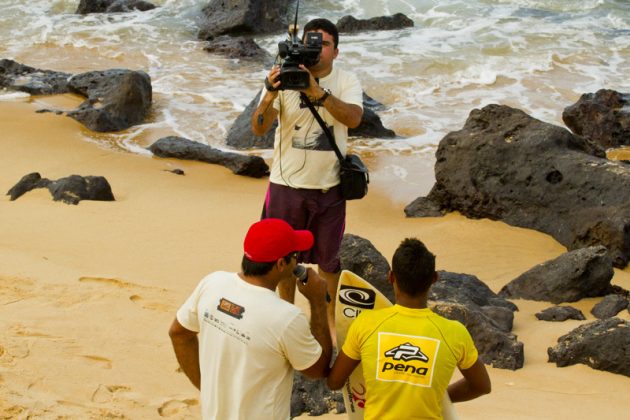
[431,271,517,333]
[562,89,630,149]
[226,91,396,149]
[499,246,614,304]
[548,317,630,377]
[76,0,156,14]
[198,0,290,40]
[204,36,274,63]
[67,69,152,132]
[7,172,115,205]
[535,306,586,322]
[339,234,393,302]
[432,302,524,370]
[148,136,269,178]
[0,59,70,95]
[406,104,630,267]
[337,13,414,33]
[290,373,344,417]
[591,294,629,319]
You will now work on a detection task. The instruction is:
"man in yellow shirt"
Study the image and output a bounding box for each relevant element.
[327,238,491,419]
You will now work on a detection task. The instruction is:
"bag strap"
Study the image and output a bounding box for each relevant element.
[300,92,345,163]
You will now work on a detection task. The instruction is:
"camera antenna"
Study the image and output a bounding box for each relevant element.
[289,0,300,38]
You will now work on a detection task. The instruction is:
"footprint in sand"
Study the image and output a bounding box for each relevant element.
[91,384,132,403]
[158,399,198,417]
[80,354,113,369]
[129,294,173,312]
[78,276,138,289]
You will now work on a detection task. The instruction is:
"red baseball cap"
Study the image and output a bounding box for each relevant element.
[244,219,314,262]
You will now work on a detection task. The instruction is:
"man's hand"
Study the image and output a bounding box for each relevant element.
[266,65,282,92]
[296,267,328,303]
[298,65,325,101]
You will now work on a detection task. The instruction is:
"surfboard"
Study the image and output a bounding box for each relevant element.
[335,269,459,420]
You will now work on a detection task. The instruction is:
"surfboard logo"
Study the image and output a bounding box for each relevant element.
[338,286,376,309]
[384,343,429,362]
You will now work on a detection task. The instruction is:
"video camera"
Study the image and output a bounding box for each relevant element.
[275,1,322,90]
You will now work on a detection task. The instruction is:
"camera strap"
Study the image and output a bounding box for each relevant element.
[299,92,345,164]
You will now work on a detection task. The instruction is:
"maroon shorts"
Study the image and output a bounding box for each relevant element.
[263,182,346,273]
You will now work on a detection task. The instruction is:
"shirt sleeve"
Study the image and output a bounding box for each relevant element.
[280,312,323,371]
[456,324,479,370]
[341,316,363,361]
[339,71,363,109]
[176,278,207,332]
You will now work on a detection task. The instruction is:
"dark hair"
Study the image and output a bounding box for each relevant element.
[391,238,436,296]
[304,18,339,48]
[241,253,295,276]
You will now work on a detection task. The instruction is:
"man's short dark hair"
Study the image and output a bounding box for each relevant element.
[241,253,294,276]
[304,18,339,48]
[391,238,436,296]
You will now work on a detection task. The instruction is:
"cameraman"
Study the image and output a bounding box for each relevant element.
[251,18,363,332]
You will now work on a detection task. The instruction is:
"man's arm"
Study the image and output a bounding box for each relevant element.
[297,268,333,379]
[168,318,201,390]
[301,65,363,129]
[327,350,360,390]
[251,65,280,136]
[447,358,491,402]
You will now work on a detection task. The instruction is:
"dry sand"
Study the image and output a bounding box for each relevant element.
[1,96,629,419]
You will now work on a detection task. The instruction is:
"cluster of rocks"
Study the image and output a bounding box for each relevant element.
[405,92,630,269]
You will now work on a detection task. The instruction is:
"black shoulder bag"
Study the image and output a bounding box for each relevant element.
[300,93,369,200]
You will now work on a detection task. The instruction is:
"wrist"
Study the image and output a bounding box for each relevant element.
[317,88,331,105]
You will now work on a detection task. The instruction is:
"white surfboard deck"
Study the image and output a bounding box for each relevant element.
[335,270,459,420]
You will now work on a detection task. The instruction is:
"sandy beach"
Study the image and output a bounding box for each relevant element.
[1,95,629,419]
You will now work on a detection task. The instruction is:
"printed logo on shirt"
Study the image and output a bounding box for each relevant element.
[217,297,245,319]
[376,332,439,387]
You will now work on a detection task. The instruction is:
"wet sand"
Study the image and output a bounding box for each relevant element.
[1,97,629,419]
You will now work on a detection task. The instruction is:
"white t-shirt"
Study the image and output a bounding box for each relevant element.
[176,271,322,420]
[269,66,363,189]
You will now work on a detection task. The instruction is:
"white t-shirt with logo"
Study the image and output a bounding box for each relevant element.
[176,271,322,420]
[268,66,363,189]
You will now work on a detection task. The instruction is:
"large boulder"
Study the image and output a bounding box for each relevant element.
[65,69,152,132]
[148,136,269,178]
[0,59,70,95]
[339,234,393,302]
[499,246,614,304]
[405,104,630,268]
[590,294,629,319]
[548,317,630,377]
[76,0,156,14]
[562,89,630,149]
[431,302,524,370]
[198,0,291,40]
[226,92,396,150]
[336,13,414,33]
[204,36,274,63]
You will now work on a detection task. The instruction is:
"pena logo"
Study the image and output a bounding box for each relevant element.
[377,333,439,387]
[384,343,429,362]
[338,285,376,309]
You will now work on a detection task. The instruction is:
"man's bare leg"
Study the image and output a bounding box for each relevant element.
[277,276,296,303]
[318,266,340,345]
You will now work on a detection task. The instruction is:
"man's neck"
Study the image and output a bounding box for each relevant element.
[310,65,333,79]
[395,293,429,309]
[238,272,276,291]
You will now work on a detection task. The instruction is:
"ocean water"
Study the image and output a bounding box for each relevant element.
[1,0,628,183]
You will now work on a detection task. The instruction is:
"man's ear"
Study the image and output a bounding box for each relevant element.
[432,271,439,285]
[387,271,395,285]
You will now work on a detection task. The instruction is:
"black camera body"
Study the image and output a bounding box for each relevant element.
[277,31,322,90]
